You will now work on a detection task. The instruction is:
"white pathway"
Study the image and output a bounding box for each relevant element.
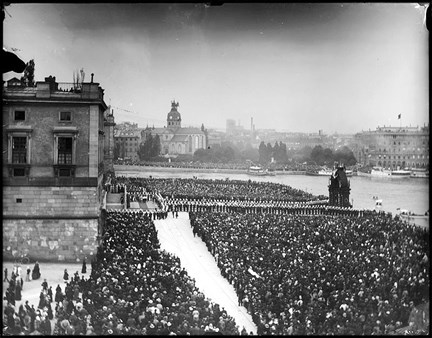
[154,212,257,335]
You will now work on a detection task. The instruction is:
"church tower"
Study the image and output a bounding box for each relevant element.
[167,100,181,129]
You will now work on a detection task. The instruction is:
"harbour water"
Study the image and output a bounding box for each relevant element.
[115,166,429,228]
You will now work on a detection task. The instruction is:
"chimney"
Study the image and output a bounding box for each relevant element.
[44,75,58,91]
[91,73,94,83]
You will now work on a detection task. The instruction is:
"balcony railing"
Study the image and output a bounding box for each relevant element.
[4,81,105,100]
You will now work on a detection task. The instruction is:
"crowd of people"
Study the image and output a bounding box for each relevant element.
[3,265,59,335]
[189,211,429,335]
[4,210,241,335]
[3,175,429,335]
[112,176,327,203]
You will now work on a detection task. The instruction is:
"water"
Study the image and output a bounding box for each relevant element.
[115,166,429,227]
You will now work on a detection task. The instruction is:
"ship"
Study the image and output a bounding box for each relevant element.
[247,166,276,176]
[306,167,334,176]
[410,168,429,178]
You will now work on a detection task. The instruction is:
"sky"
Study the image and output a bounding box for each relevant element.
[3,3,429,134]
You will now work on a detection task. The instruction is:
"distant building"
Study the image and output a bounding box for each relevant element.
[207,130,223,147]
[353,124,429,169]
[144,101,207,156]
[3,74,112,262]
[226,119,236,135]
[114,129,142,161]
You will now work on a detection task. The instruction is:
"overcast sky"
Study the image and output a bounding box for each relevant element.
[3,3,429,134]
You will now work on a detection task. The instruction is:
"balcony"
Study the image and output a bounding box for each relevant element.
[4,81,104,101]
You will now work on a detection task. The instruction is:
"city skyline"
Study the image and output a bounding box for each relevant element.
[3,3,429,134]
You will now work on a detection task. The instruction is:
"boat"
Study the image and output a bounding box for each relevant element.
[247,166,275,176]
[410,168,429,178]
[397,208,429,221]
[371,167,392,177]
[391,168,411,177]
[318,168,334,176]
[345,169,354,177]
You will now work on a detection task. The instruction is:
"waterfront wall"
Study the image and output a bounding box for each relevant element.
[114,164,306,175]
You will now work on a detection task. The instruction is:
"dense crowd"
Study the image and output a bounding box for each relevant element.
[3,262,58,335]
[189,211,429,335]
[111,176,327,203]
[4,175,428,336]
[4,210,241,335]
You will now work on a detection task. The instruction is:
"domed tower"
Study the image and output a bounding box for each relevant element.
[167,100,181,129]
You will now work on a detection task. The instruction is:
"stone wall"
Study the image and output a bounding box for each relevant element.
[3,186,99,217]
[3,218,98,262]
[3,185,101,262]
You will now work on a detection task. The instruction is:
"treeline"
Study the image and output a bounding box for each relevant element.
[137,134,161,160]
[116,137,357,166]
[258,141,289,163]
[290,145,357,166]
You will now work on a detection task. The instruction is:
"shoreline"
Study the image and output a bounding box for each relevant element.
[114,164,306,175]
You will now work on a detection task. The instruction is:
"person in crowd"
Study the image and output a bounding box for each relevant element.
[26,266,31,282]
[81,257,87,274]
[63,269,69,282]
[4,267,8,282]
[31,261,41,281]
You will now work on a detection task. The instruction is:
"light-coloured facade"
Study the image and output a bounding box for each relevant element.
[3,75,113,262]
[114,129,141,161]
[353,125,429,169]
[144,101,207,156]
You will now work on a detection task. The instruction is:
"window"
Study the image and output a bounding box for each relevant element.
[12,137,27,163]
[14,110,26,121]
[58,137,73,164]
[53,127,77,177]
[6,127,32,177]
[60,111,72,121]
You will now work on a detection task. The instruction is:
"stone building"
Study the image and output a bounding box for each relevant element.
[353,125,429,169]
[104,108,116,172]
[143,101,207,156]
[114,129,141,162]
[3,74,113,262]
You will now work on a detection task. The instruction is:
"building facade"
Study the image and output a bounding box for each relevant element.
[3,75,112,262]
[114,129,142,162]
[353,125,429,169]
[144,101,207,156]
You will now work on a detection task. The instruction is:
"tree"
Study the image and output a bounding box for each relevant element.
[258,141,267,164]
[334,146,357,166]
[20,59,35,86]
[151,134,161,157]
